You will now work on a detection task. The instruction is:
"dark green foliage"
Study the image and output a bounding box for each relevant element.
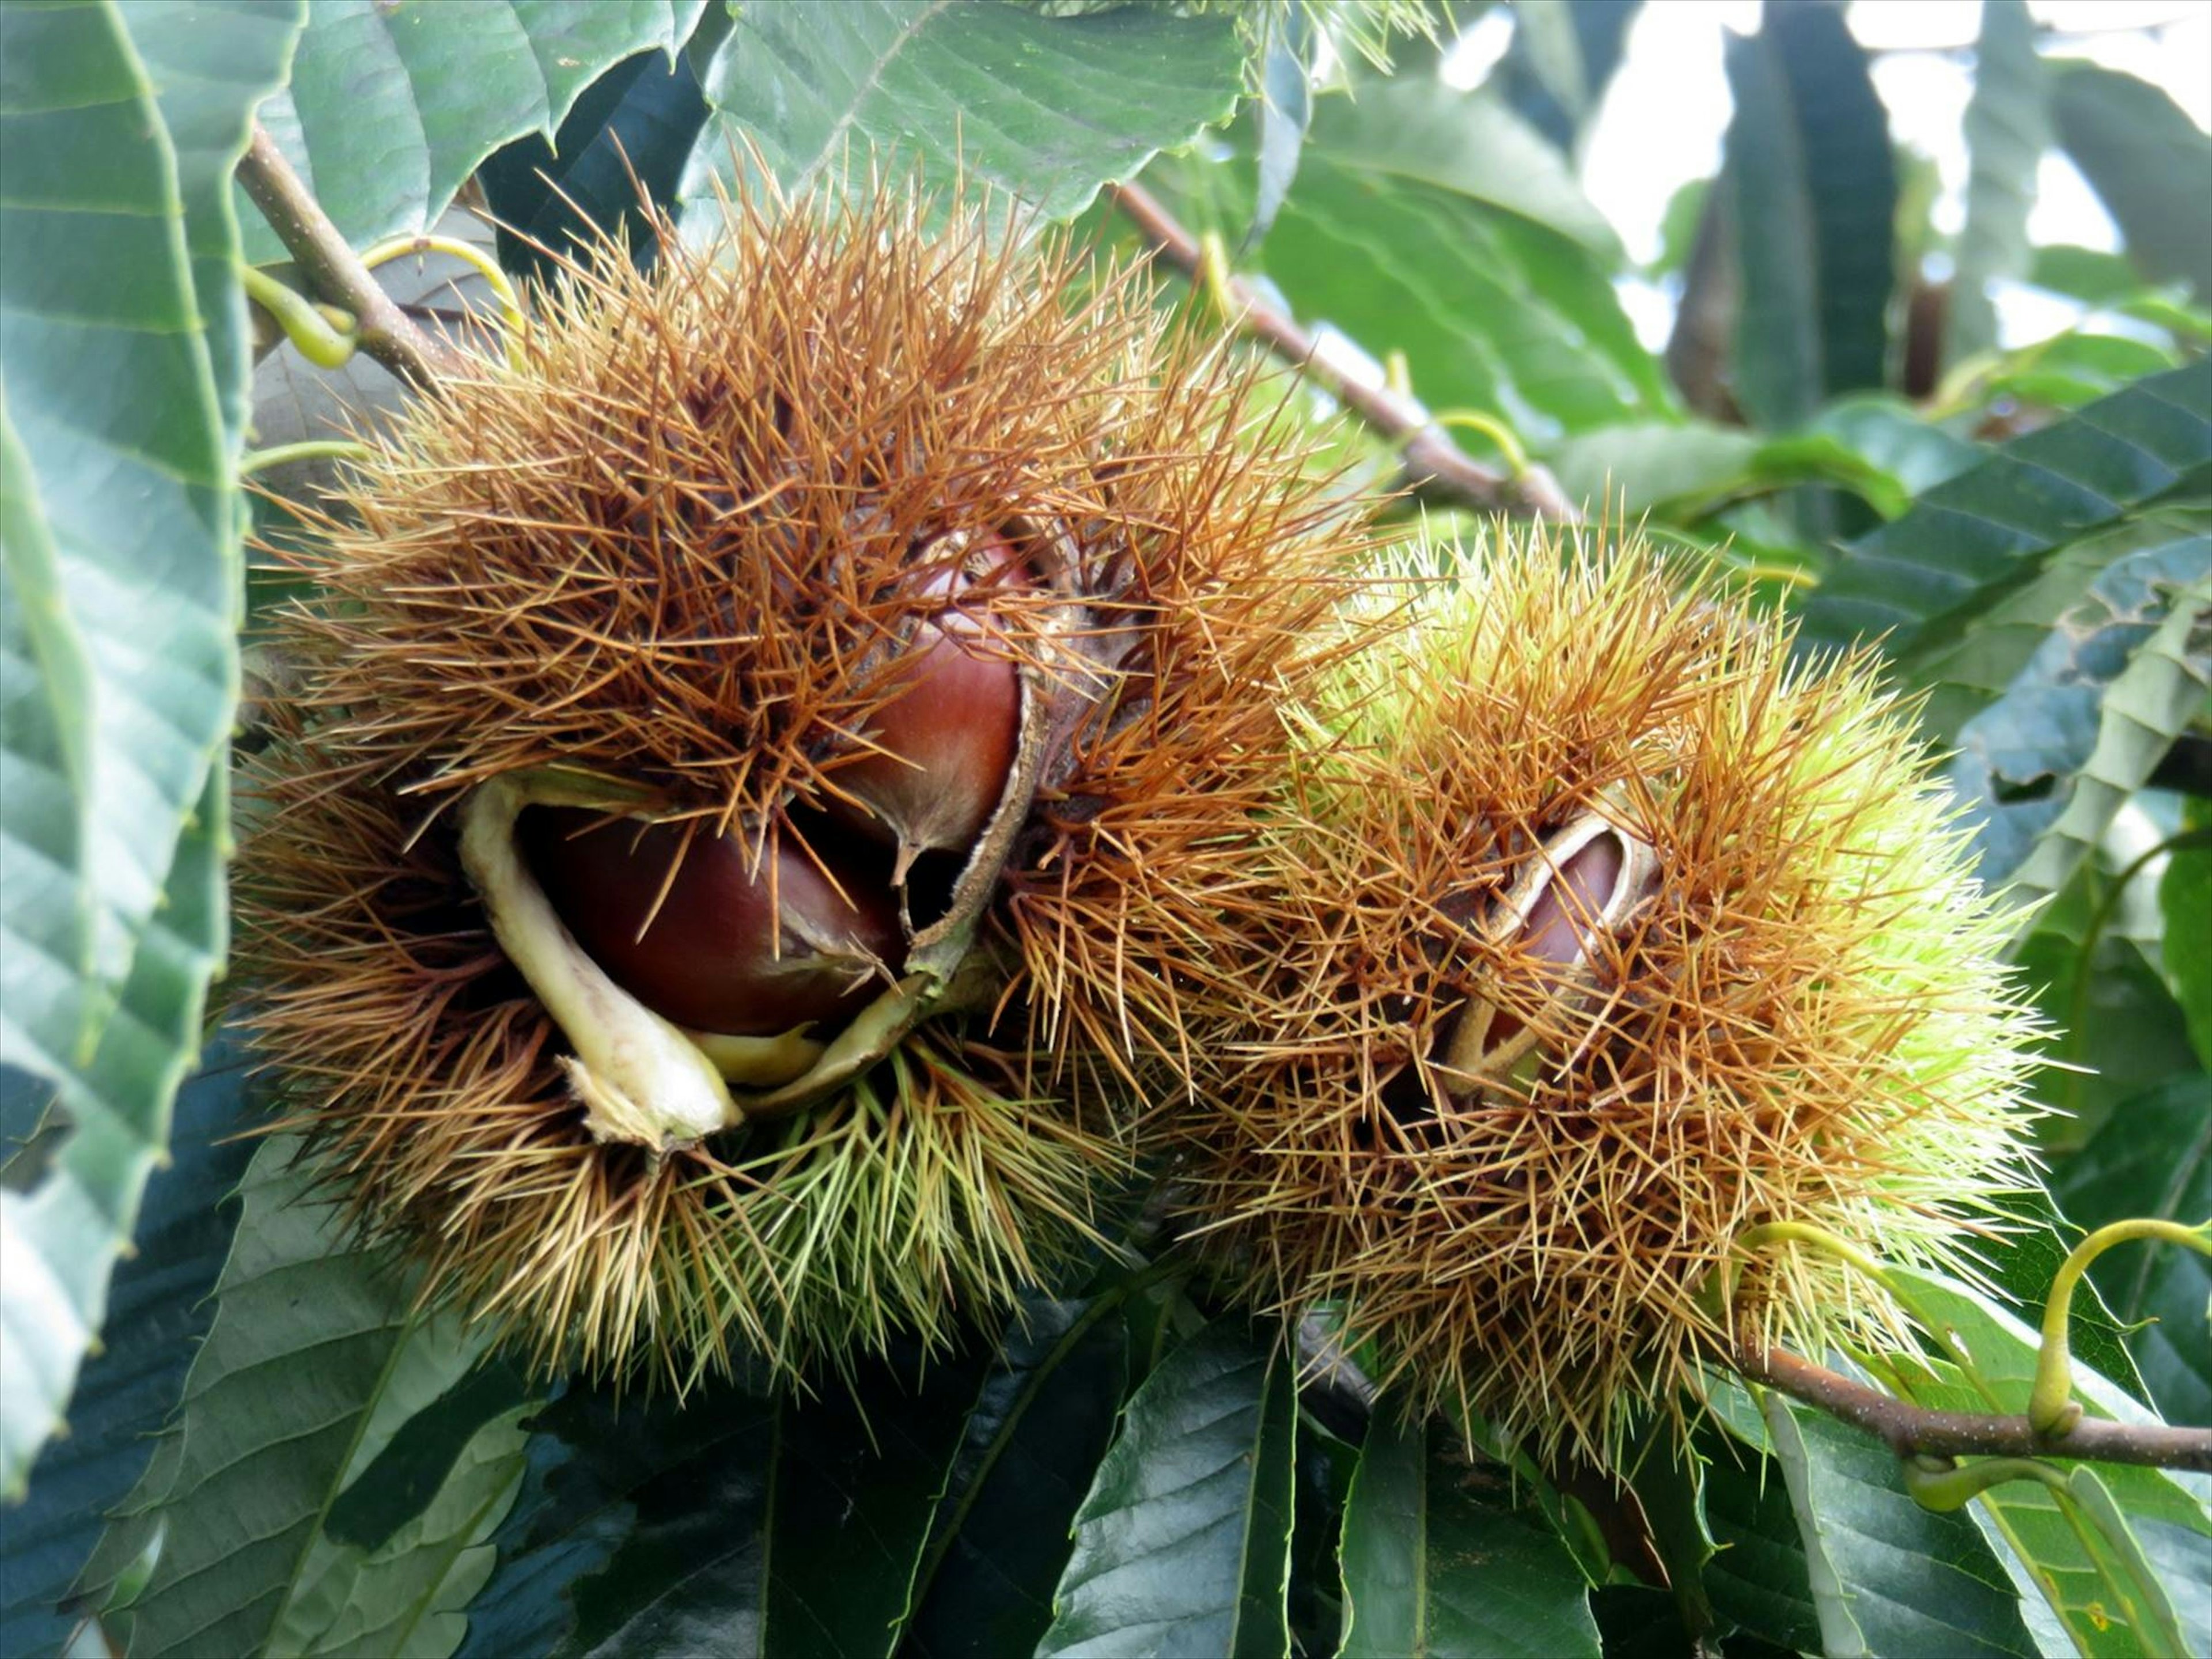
[5,3,2210,1655]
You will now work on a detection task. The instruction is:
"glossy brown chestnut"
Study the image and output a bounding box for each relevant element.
[825,532,1028,863]
[521,807,903,1036]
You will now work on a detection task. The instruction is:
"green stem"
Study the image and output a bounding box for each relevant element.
[1901,1454,2066,1512]
[360,234,528,368]
[240,264,357,369]
[2033,1218,2212,1434]
[1432,408,1532,478]
[238,438,376,476]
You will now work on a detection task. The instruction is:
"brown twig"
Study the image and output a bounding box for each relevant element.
[235,122,467,390]
[1741,1346,2212,1474]
[1108,181,1579,522]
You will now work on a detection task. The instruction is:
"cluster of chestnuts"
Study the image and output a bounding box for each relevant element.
[237,179,2041,1460]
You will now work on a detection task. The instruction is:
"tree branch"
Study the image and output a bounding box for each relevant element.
[235,122,467,391]
[1108,181,1579,523]
[1741,1345,2212,1474]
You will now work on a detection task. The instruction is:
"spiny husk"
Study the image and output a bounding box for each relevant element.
[239,711,1118,1382]
[1158,524,2044,1464]
[236,177,1373,1385]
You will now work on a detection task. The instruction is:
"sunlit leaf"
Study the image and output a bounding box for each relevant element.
[1760,1387,2040,1658]
[2051,63,2212,304]
[683,0,1247,228]
[1941,523,2211,895]
[1801,359,2212,661]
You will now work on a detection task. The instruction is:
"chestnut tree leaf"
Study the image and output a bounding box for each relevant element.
[1760,1388,2041,1659]
[70,1139,514,1659]
[903,1296,1134,1659]
[1248,109,1666,450]
[463,1343,1012,1659]
[1721,2,1897,430]
[2051,63,2212,305]
[1949,0,2048,365]
[1801,357,2212,683]
[1696,1426,1824,1657]
[0,0,301,1499]
[682,0,1248,228]
[1935,519,2212,897]
[1866,1270,2211,1656]
[1038,1317,1297,1659]
[2052,1075,2212,1435]
[1337,1413,1599,1659]
[237,0,706,266]
[0,1043,255,1658]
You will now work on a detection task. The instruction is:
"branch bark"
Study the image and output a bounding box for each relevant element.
[235,123,467,390]
[1741,1345,2212,1474]
[1108,181,1578,523]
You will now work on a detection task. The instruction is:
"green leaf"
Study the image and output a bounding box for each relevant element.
[1970,330,2192,416]
[0,0,296,1498]
[467,1339,1051,1659]
[239,0,703,266]
[1914,510,2209,749]
[1940,524,2211,895]
[1039,1319,1297,1659]
[1721,2,1897,430]
[2160,803,2212,1071]
[0,768,226,1507]
[1298,77,1622,257]
[2031,245,2160,308]
[1801,359,2212,660]
[71,1139,496,1659]
[2051,63,2212,305]
[1248,105,1666,448]
[0,1045,254,1657]
[1494,0,1641,154]
[269,1394,532,1659]
[683,0,1247,227]
[478,47,710,285]
[904,1297,1134,1659]
[1551,399,1982,522]
[1697,1427,1823,1656]
[1759,1388,2041,1658]
[2053,1075,2212,1427]
[2016,847,2205,1142]
[1338,1412,1599,1659]
[1950,0,2048,365]
[1866,1267,2211,1653]
[763,1354,997,1658]
[454,1381,774,1659]
[1976,1184,2147,1406]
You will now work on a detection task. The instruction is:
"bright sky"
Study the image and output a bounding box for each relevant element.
[1449,0,2212,349]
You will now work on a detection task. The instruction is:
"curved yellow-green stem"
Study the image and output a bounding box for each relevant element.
[241,264,357,368]
[361,234,528,369]
[1902,1454,2065,1513]
[2032,1218,2212,1435]
[1433,408,1531,478]
[239,438,376,476]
